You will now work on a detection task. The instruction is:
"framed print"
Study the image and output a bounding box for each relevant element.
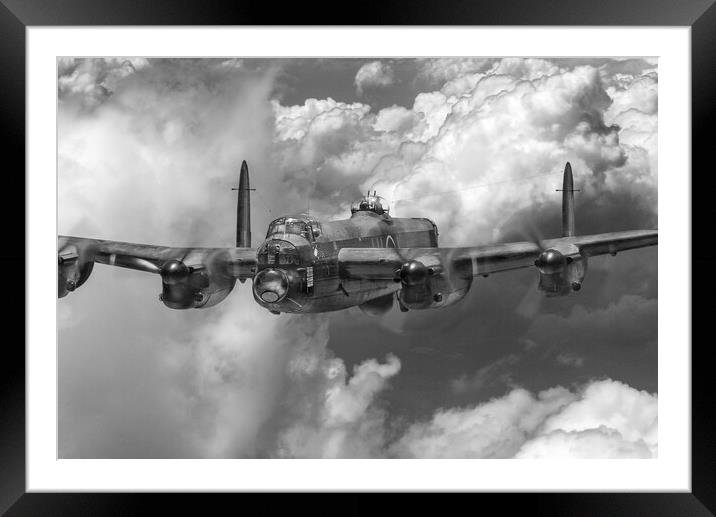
[4,0,713,514]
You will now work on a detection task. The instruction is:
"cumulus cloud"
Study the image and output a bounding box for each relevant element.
[58,57,150,109]
[515,427,654,458]
[167,292,330,458]
[418,57,490,85]
[58,59,400,459]
[275,58,658,247]
[354,60,395,96]
[58,58,278,243]
[275,354,401,458]
[392,379,657,458]
[58,58,292,458]
[516,379,657,458]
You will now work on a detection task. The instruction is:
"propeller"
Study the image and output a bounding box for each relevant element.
[377,245,467,334]
[513,216,581,317]
[533,248,571,275]
[159,248,210,298]
[160,258,192,285]
[157,249,212,307]
[158,247,233,290]
[397,260,430,286]
[360,242,423,328]
[513,219,548,319]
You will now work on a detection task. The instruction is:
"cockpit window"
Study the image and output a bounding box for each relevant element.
[266,217,313,240]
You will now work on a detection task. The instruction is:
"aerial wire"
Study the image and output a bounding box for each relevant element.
[252,189,274,217]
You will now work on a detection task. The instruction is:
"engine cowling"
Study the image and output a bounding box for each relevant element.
[396,258,472,311]
[159,259,236,309]
[58,245,95,298]
[534,246,587,297]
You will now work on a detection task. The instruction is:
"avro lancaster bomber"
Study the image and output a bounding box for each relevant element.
[58,162,657,315]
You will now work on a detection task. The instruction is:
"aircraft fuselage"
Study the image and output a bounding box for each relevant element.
[252,211,437,313]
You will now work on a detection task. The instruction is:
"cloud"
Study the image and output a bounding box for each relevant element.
[167,291,331,458]
[58,58,279,243]
[58,57,150,109]
[441,292,655,402]
[526,294,658,350]
[58,60,399,459]
[275,354,401,458]
[450,348,586,398]
[274,58,657,248]
[392,379,657,458]
[420,58,562,98]
[418,57,490,85]
[58,58,293,458]
[354,60,395,96]
[515,427,654,458]
[451,354,520,394]
[516,379,657,458]
[556,353,585,368]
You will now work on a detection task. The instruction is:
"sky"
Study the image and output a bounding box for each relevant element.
[57,57,658,459]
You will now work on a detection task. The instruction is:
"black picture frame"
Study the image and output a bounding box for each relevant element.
[4,0,713,514]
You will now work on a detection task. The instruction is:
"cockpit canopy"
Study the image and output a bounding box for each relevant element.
[350,193,390,216]
[266,215,320,240]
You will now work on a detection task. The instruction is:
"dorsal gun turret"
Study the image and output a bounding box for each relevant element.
[350,190,390,216]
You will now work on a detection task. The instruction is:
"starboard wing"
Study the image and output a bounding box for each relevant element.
[540,229,658,257]
[337,241,543,280]
[337,229,657,281]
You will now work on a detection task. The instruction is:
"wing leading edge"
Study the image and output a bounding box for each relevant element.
[58,236,257,277]
[540,229,658,258]
[58,235,257,307]
[337,229,657,281]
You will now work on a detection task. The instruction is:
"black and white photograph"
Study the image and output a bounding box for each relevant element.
[57,56,658,459]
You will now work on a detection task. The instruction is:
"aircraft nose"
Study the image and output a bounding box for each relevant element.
[253,268,289,303]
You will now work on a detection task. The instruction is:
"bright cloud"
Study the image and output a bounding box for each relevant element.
[58,58,279,243]
[418,57,490,85]
[276,354,401,458]
[275,58,658,246]
[393,379,657,458]
[354,60,395,96]
[58,57,150,108]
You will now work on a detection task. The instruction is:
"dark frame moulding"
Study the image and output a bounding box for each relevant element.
[3,0,713,514]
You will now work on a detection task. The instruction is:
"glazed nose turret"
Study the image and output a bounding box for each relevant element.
[253,268,289,303]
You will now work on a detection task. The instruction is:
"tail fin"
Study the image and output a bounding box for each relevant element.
[561,162,575,237]
[236,160,251,247]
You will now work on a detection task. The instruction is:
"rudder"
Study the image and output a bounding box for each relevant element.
[236,160,251,247]
[561,162,575,237]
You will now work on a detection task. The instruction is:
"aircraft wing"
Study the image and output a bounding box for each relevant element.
[58,235,257,302]
[58,236,257,276]
[338,241,541,280]
[337,229,657,281]
[539,229,658,258]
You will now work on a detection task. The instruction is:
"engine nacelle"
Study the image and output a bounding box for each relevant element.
[159,259,236,310]
[58,245,95,298]
[534,245,588,297]
[396,258,472,311]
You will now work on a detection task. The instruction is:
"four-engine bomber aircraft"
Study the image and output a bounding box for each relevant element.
[58,162,657,315]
